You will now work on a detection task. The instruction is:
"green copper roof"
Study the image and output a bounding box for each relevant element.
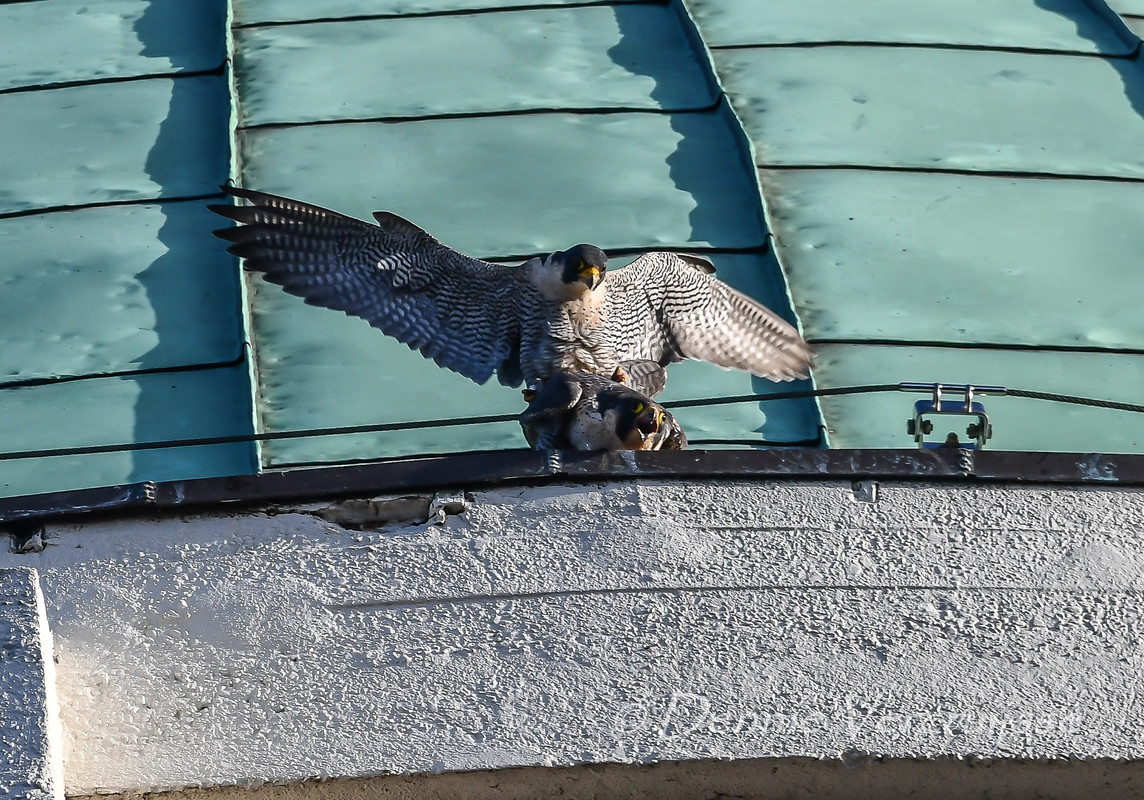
[232,0,645,26]
[687,0,1136,53]
[0,0,227,90]
[239,108,765,255]
[707,0,1144,452]
[718,46,1144,177]
[763,168,1144,349]
[0,202,241,382]
[0,0,254,499]
[3,0,1143,500]
[234,5,716,124]
[0,364,256,500]
[0,77,230,214]
[815,345,1144,453]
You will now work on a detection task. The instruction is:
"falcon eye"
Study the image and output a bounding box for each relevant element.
[632,402,646,414]
[657,411,666,425]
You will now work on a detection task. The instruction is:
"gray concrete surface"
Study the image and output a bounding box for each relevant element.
[2,479,1143,795]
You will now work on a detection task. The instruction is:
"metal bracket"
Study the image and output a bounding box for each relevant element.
[901,383,1005,450]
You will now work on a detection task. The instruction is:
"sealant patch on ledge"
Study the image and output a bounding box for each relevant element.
[311,492,469,530]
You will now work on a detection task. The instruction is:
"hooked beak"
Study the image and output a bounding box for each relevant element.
[579,265,603,290]
[635,407,664,436]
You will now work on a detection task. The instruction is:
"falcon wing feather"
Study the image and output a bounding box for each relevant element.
[211,186,525,386]
[603,252,813,381]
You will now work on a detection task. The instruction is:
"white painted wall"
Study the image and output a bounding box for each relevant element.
[3,479,1144,795]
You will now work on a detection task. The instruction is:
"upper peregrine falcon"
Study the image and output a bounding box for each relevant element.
[210,186,813,395]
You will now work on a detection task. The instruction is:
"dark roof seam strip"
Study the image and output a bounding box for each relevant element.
[236,100,724,131]
[232,0,669,30]
[487,245,769,263]
[807,339,1144,357]
[0,64,227,97]
[756,164,1144,185]
[0,192,230,222]
[709,39,1143,61]
[0,351,249,394]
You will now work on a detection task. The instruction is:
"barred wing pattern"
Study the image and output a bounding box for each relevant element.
[212,187,526,386]
[603,252,814,381]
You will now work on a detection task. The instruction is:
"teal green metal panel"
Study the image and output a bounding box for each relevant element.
[0,0,226,91]
[686,0,1136,53]
[813,344,1144,453]
[251,249,818,466]
[1109,1,1144,15]
[0,1,254,499]
[0,202,242,382]
[235,5,715,125]
[0,76,230,214]
[761,168,1144,349]
[233,0,644,26]
[1123,15,1144,37]
[717,46,1144,178]
[238,106,767,255]
[0,364,257,500]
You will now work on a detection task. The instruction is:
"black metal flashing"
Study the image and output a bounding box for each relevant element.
[1,448,1142,525]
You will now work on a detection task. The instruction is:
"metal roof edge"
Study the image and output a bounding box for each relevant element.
[1,448,1140,526]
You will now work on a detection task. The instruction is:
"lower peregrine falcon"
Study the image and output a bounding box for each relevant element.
[519,371,687,452]
[210,186,813,397]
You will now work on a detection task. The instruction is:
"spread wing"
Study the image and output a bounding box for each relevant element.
[602,252,813,381]
[211,186,526,386]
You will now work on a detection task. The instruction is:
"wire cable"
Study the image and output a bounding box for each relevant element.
[3,382,1144,462]
[1002,388,1144,415]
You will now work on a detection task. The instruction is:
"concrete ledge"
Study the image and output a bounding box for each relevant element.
[0,566,63,800]
[4,479,1144,794]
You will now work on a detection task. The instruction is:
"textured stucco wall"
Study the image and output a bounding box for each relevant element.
[2,479,1144,795]
[0,567,63,800]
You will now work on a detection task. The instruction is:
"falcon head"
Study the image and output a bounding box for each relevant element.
[556,244,607,291]
[600,392,686,451]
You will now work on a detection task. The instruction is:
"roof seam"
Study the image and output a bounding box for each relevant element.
[0,64,226,96]
[0,351,248,394]
[0,192,228,222]
[807,340,1144,357]
[236,100,724,131]
[232,0,669,29]
[708,40,1140,60]
[756,163,1144,185]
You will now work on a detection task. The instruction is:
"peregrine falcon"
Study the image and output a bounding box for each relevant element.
[519,371,687,451]
[210,186,813,396]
